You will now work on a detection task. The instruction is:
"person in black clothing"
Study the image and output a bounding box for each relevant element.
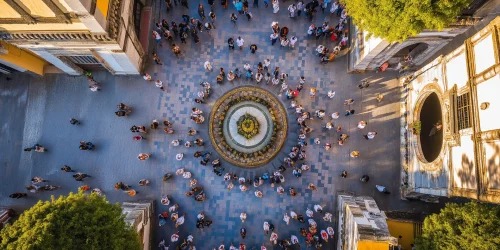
[69,118,80,125]
[9,193,27,199]
[196,20,204,32]
[198,4,206,21]
[165,0,172,11]
[180,0,188,8]
[61,165,74,172]
[171,21,178,35]
[180,31,187,44]
[192,28,200,43]
[249,44,257,54]
[228,37,235,50]
[182,14,190,23]
[161,19,170,30]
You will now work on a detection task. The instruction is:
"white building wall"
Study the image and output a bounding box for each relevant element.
[31,50,79,75]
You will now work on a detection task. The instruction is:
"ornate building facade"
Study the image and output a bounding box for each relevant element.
[348,0,498,72]
[336,193,397,250]
[401,17,500,204]
[0,0,146,75]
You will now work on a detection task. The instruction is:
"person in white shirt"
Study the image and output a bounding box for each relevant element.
[328,90,335,98]
[243,62,251,71]
[291,235,299,244]
[290,211,298,219]
[155,80,165,91]
[331,112,340,119]
[314,204,323,213]
[283,213,290,225]
[263,221,270,235]
[255,72,263,83]
[280,38,289,47]
[306,208,314,217]
[364,131,377,140]
[279,82,288,96]
[263,59,271,71]
[307,24,315,35]
[197,211,205,220]
[323,212,333,222]
[204,61,213,71]
[236,36,244,50]
[288,4,296,17]
[330,1,339,14]
[272,77,280,86]
[289,36,298,48]
[143,73,152,81]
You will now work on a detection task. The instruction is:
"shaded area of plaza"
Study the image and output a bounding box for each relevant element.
[0,3,461,249]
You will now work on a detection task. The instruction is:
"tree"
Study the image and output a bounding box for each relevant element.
[415,202,500,250]
[344,0,472,42]
[0,192,141,250]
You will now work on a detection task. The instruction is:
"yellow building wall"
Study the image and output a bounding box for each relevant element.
[0,1,22,18]
[18,0,56,17]
[357,241,390,250]
[96,0,110,18]
[387,220,414,250]
[0,42,47,75]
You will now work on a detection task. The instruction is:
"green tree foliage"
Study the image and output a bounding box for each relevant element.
[344,0,472,42]
[415,202,500,250]
[0,192,141,250]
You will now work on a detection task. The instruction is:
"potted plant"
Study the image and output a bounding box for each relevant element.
[411,121,421,135]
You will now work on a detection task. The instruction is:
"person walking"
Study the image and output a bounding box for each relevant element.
[357,121,367,130]
[297,1,303,16]
[253,0,259,7]
[272,0,279,13]
[364,131,377,140]
[350,150,359,158]
[69,118,81,125]
[270,32,279,45]
[234,0,243,13]
[289,36,297,48]
[230,13,238,26]
[209,11,217,28]
[228,37,235,50]
[155,80,165,91]
[171,44,182,58]
[236,36,244,50]
[250,44,258,54]
[204,61,213,71]
[61,165,74,172]
[376,185,390,194]
[198,4,206,21]
[153,53,163,65]
[152,30,162,47]
[288,4,297,17]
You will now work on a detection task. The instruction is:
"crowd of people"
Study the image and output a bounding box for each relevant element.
[8,1,397,249]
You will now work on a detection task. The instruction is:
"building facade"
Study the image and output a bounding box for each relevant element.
[401,17,500,204]
[0,0,146,76]
[122,201,153,250]
[337,193,397,250]
[348,0,497,72]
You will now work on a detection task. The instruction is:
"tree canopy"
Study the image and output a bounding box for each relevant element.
[415,202,500,250]
[0,192,141,250]
[344,0,472,42]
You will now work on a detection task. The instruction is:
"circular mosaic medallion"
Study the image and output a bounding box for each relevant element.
[209,86,288,168]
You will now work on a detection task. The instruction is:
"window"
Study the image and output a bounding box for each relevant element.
[457,93,471,130]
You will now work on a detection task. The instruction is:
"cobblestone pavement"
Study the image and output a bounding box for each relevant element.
[0,2,446,249]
